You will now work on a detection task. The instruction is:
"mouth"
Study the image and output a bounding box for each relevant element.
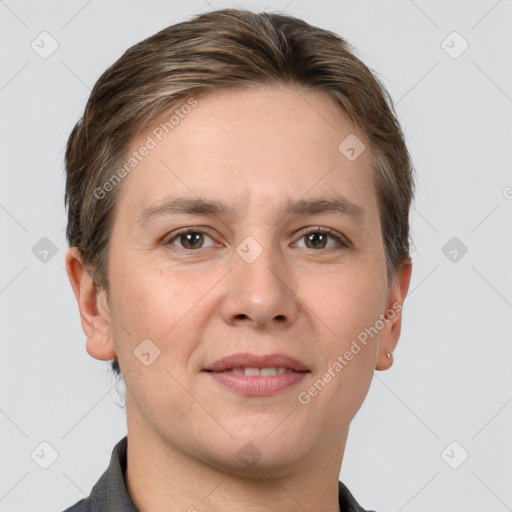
[205,367,306,376]
[203,352,310,373]
[202,353,310,396]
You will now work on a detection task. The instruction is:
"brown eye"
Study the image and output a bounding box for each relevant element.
[179,232,204,249]
[304,232,329,249]
[295,228,348,250]
[166,230,216,250]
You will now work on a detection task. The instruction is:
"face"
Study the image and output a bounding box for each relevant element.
[68,84,411,475]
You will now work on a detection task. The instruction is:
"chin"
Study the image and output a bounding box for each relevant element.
[199,426,312,475]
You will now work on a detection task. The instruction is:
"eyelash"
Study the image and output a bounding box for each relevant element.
[163,226,351,252]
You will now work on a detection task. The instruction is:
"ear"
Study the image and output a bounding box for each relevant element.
[375,259,412,371]
[65,247,117,361]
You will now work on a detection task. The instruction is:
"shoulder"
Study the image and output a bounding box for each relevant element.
[60,498,92,512]
[338,480,378,512]
[59,436,135,512]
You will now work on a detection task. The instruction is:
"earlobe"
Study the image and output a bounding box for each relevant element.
[65,248,117,361]
[375,260,413,371]
[375,351,393,371]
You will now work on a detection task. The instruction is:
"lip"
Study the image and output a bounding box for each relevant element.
[203,352,310,372]
[202,352,310,396]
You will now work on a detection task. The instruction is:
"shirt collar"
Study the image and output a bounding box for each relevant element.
[87,436,138,512]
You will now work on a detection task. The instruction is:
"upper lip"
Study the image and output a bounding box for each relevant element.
[203,352,310,372]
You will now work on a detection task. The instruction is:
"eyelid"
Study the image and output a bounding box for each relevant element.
[163,226,219,250]
[293,226,352,249]
[163,225,352,251]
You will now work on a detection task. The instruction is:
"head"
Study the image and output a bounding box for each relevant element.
[65,8,414,472]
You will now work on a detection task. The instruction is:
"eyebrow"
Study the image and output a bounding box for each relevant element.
[136,194,365,226]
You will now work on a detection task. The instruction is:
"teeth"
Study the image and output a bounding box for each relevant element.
[240,367,288,376]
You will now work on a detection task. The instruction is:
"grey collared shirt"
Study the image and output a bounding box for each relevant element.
[62,437,375,512]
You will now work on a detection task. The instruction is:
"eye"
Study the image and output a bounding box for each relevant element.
[164,229,217,250]
[163,227,350,252]
[294,228,350,250]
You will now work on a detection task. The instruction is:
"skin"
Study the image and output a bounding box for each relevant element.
[66,83,412,512]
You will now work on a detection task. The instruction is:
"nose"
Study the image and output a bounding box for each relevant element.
[220,239,299,329]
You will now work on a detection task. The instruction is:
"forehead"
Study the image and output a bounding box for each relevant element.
[116,84,377,223]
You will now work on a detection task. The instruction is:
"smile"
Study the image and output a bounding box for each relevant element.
[203,368,309,396]
[214,367,293,376]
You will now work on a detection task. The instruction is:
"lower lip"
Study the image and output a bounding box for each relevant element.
[204,370,309,396]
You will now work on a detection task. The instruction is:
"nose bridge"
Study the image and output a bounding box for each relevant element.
[221,233,298,328]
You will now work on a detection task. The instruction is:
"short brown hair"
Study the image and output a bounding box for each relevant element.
[65,8,415,377]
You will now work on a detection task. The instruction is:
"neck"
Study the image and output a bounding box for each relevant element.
[125,411,348,512]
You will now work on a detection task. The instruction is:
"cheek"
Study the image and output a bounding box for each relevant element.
[114,262,188,320]
[304,266,385,338]
[308,273,381,412]
[304,266,385,408]
[108,265,220,362]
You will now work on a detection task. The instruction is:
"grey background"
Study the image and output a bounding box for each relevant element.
[1,0,511,511]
